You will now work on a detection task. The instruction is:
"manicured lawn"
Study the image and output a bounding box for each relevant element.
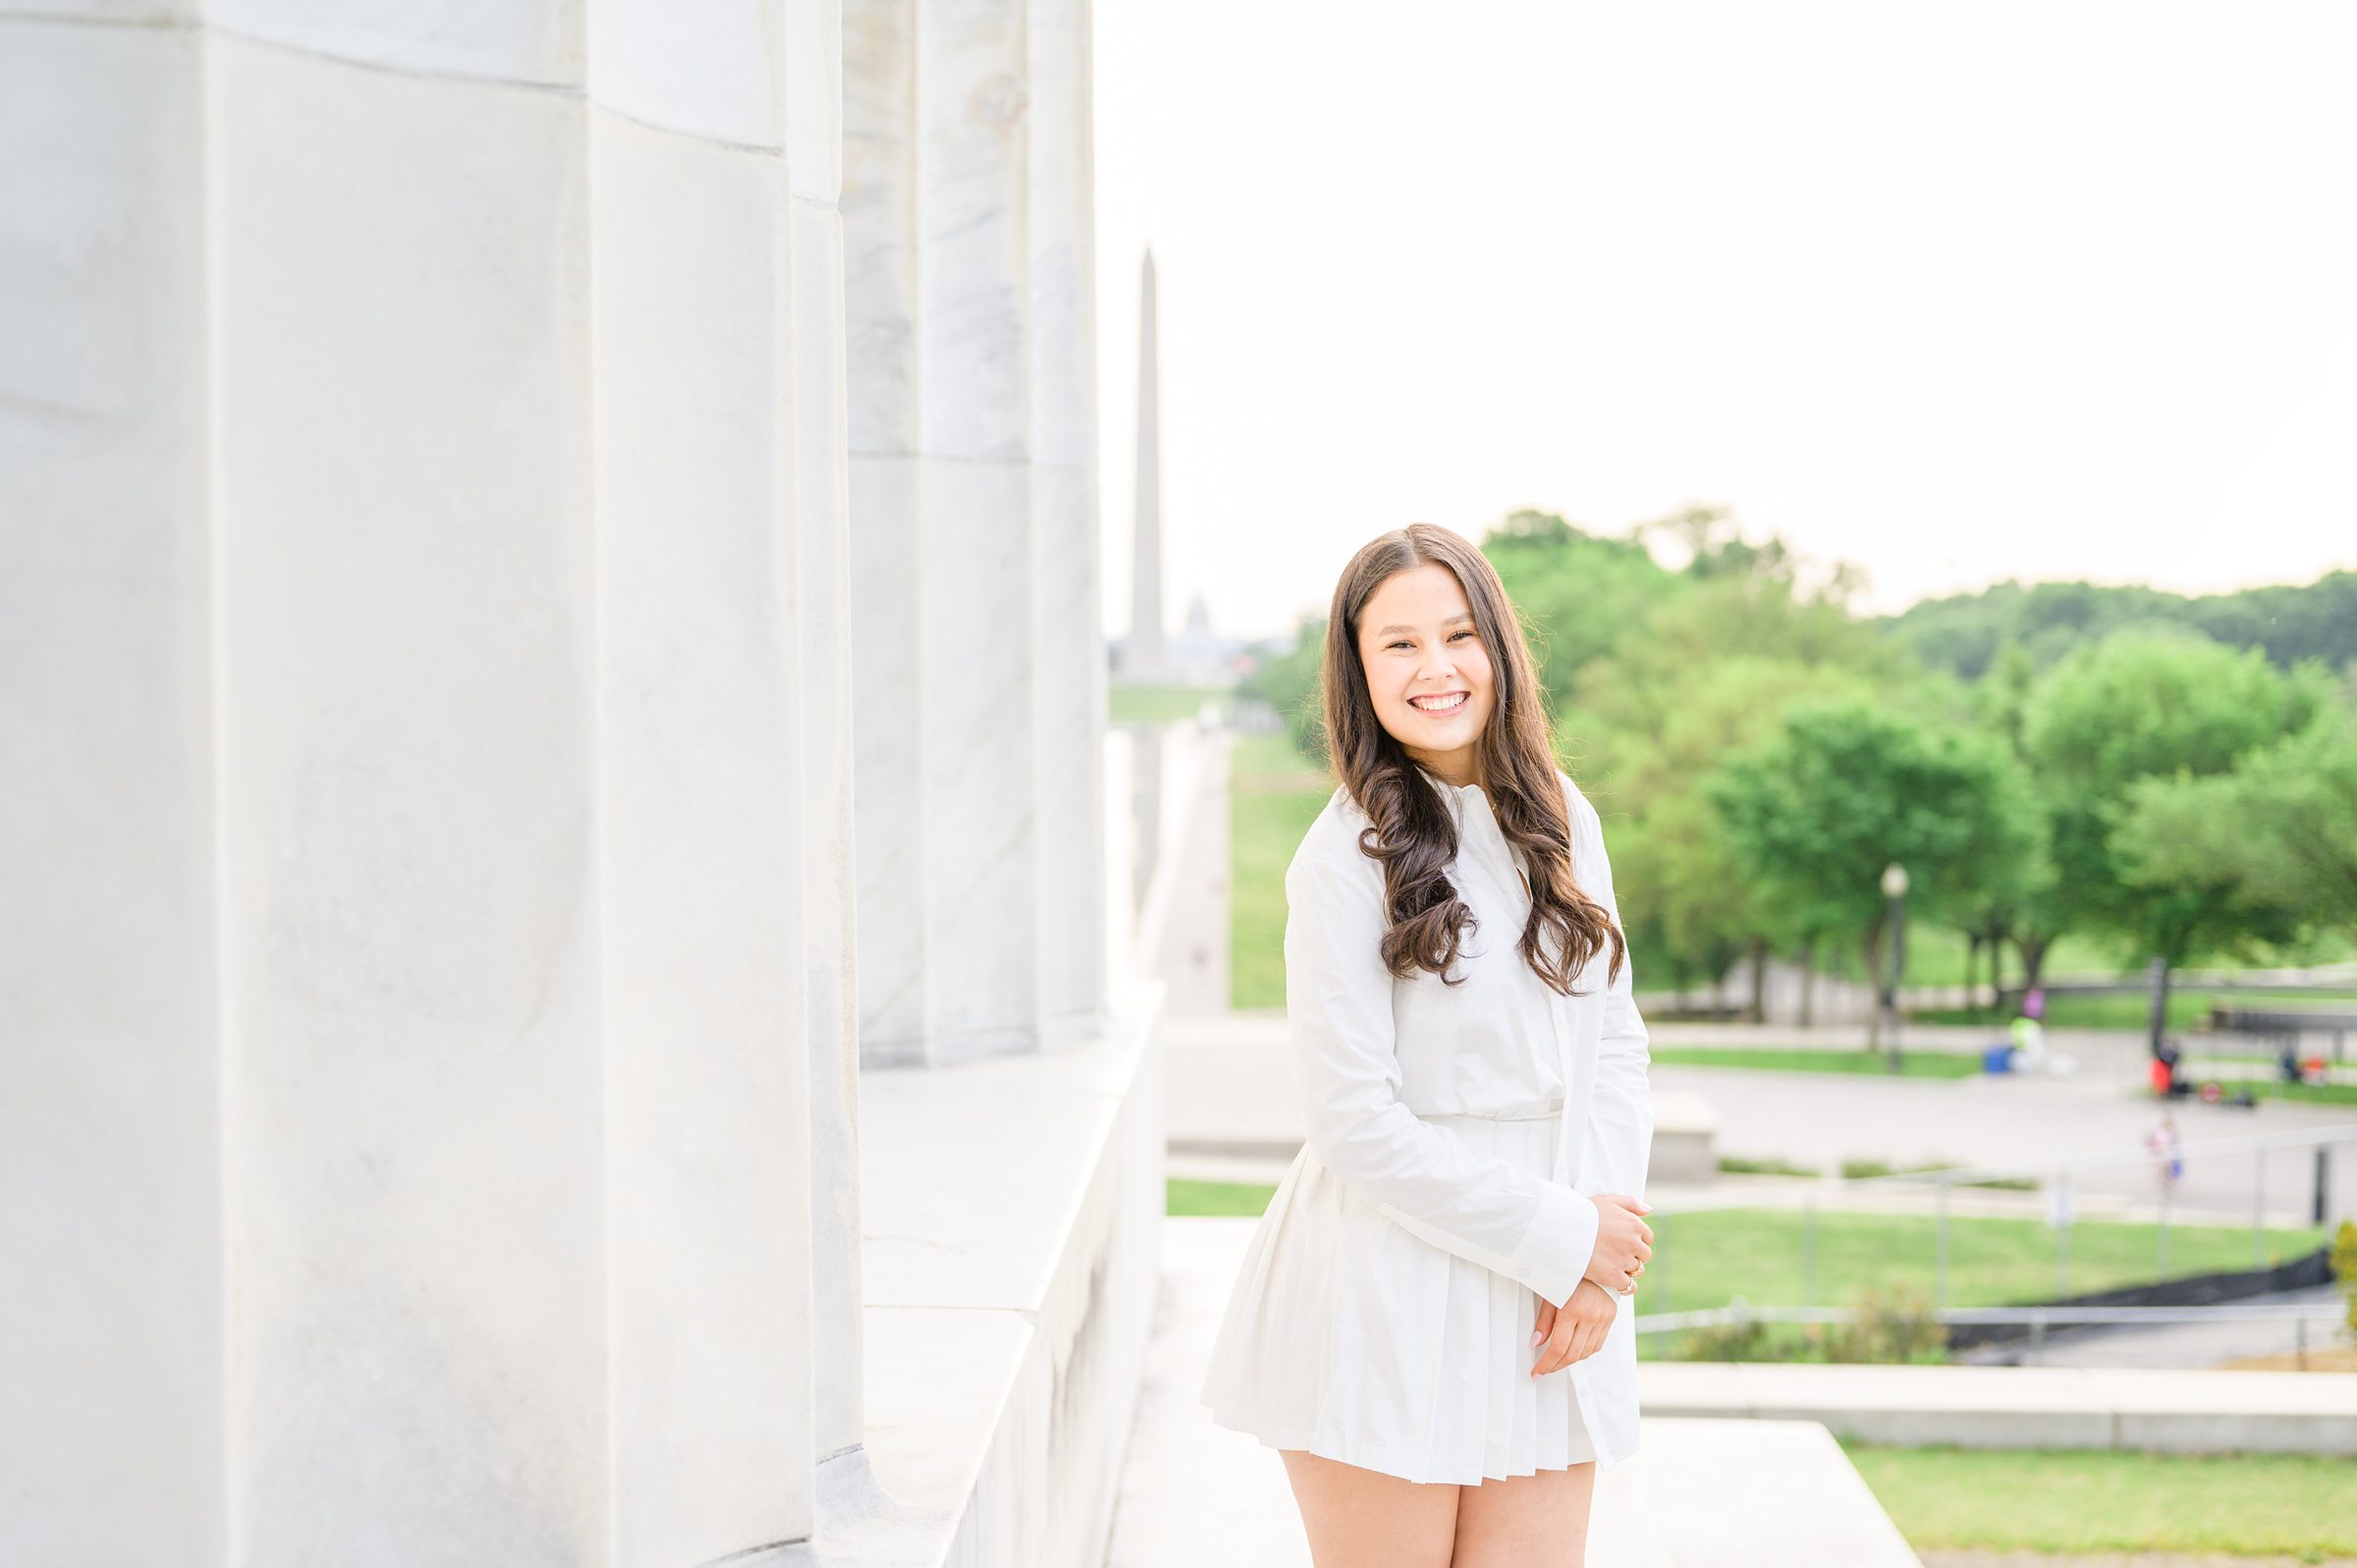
[1109,683,1230,724]
[1821,923,2357,994]
[1629,1208,2329,1358]
[1230,731,1334,1010]
[2241,1077,2357,1107]
[1838,1441,2357,1557]
[1651,1046,1986,1078]
[1166,1182,2329,1343]
[1916,985,2357,1033]
[1169,1177,1283,1217]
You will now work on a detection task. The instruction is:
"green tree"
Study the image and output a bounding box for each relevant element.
[1483,510,1681,712]
[1566,654,1888,1015]
[1555,549,1904,1015]
[2017,628,2328,1008]
[1240,616,1327,764]
[2114,708,2357,942]
[1704,698,2043,1048]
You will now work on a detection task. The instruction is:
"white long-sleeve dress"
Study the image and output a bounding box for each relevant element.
[1197,762,1654,1485]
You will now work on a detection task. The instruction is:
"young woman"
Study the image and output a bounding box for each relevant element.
[1197,523,1656,1567]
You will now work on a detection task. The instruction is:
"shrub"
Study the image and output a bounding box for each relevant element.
[1826,1280,1948,1364]
[1682,1315,1775,1362]
[1719,1154,1819,1177]
[2331,1217,2357,1346]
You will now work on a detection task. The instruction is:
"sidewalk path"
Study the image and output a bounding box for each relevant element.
[1951,1282,2352,1371]
[1169,1009,2357,1225]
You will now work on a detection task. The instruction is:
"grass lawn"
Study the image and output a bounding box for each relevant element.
[1651,1046,1986,1078]
[1916,985,2357,1033]
[1822,923,2357,994]
[2240,1078,2357,1107]
[1167,1180,2330,1358]
[1109,683,1230,724]
[1628,1208,2329,1357]
[1838,1441,2357,1557]
[1168,1177,1285,1217]
[1230,731,1335,1010]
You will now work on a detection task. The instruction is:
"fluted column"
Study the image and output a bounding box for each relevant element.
[1127,248,1167,681]
[1028,0,1109,1047]
[2,4,863,1562]
[779,0,874,1478]
[848,0,1058,1066]
[587,0,844,1550]
[203,19,604,1560]
[844,0,932,1065]
[0,17,219,1560]
[916,0,1041,1062]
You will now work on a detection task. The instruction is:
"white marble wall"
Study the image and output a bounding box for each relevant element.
[845,0,1107,1065]
[588,104,819,1562]
[207,32,606,1562]
[4,0,1116,1559]
[0,3,854,1562]
[1028,0,1109,1047]
[0,19,218,1563]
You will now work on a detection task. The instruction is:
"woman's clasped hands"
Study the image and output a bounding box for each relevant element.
[1530,1192,1652,1378]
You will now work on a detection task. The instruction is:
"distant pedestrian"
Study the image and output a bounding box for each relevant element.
[2145,1112,2183,1192]
[2009,1010,2047,1073]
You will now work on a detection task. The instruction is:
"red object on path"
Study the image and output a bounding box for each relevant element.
[2148,1057,2173,1096]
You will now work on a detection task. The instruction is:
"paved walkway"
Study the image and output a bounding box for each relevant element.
[1132,725,1233,1018]
[1170,1008,2357,1226]
[1951,1282,2351,1371]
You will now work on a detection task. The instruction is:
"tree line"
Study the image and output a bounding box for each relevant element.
[1242,509,2357,1019]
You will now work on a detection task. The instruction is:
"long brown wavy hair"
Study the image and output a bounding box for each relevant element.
[1318,523,1624,996]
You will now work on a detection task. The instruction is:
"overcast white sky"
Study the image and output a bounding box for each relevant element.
[1088,2,2357,641]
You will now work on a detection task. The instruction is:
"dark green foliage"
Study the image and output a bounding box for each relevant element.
[1885,569,2357,681]
[1225,512,2357,1000]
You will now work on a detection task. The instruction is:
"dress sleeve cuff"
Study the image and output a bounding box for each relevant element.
[1508,1184,1600,1308]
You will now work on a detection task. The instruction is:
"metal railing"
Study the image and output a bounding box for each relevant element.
[1638,1121,2357,1323]
[1635,1300,2353,1366]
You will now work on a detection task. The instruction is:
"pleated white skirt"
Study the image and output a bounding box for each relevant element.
[1197,1109,1603,1486]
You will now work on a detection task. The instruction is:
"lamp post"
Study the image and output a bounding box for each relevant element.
[1882,861,1909,1073]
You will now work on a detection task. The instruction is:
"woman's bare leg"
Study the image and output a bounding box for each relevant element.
[1449,1461,1597,1568]
[1279,1448,1460,1568]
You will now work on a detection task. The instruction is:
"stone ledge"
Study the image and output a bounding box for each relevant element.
[1610,1418,1922,1567]
[1638,1361,2357,1454]
[803,980,1167,1567]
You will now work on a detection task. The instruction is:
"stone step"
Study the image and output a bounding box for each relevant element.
[1637,1360,2357,1454]
[1613,1418,1921,1567]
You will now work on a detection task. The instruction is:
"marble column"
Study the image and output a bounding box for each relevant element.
[1126,248,1168,681]
[783,3,874,1476]
[0,17,219,1561]
[1029,0,1110,1048]
[844,0,934,1066]
[205,20,604,1562]
[911,0,1040,1064]
[586,0,844,1549]
[847,0,1107,1066]
[4,0,1123,1556]
[849,0,1041,1068]
[2,4,858,1562]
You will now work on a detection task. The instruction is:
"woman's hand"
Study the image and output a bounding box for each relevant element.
[1583,1192,1652,1295]
[1531,1277,1618,1378]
